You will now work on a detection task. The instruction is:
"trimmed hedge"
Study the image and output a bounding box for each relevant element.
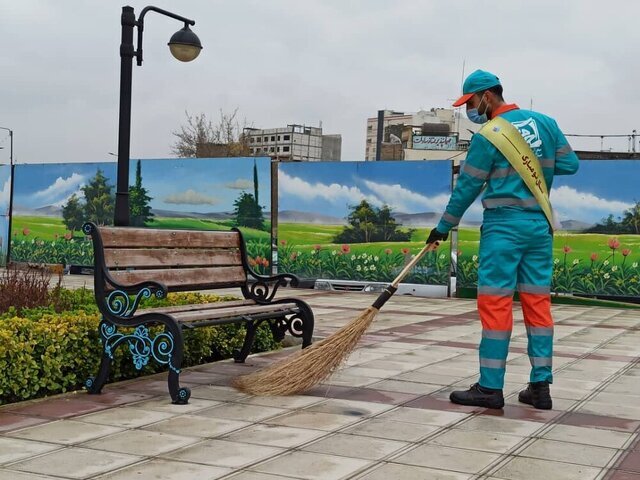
[0,290,280,405]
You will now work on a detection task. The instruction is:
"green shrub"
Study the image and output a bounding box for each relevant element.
[0,291,280,405]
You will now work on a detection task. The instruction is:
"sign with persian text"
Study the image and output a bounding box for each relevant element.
[412,135,457,150]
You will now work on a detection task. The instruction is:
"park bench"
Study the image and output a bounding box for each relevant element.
[82,222,314,404]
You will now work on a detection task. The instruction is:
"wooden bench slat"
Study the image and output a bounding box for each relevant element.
[100,227,240,249]
[139,299,256,315]
[105,249,242,269]
[171,302,299,324]
[110,266,246,288]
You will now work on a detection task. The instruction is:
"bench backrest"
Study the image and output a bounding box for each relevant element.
[92,226,248,291]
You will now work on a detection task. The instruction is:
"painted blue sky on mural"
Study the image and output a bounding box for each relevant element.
[279,161,452,219]
[12,158,271,215]
[463,160,640,226]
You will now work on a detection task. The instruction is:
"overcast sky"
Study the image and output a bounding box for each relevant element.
[1,0,639,164]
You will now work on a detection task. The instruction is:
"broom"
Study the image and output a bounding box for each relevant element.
[232,241,441,396]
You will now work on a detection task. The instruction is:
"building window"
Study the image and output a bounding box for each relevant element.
[270,147,275,152]
[277,135,281,141]
[368,125,373,130]
[264,136,269,142]
[283,135,290,141]
[256,137,261,143]
[283,146,290,152]
[250,137,254,143]
[367,138,372,143]
[271,136,275,141]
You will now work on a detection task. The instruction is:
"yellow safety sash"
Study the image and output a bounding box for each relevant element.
[478,116,556,230]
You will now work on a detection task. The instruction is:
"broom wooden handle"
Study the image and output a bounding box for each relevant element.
[391,242,440,288]
[371,242,440,310]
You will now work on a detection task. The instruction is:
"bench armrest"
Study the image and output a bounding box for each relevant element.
[242,271,300,303]
[99,276,168,319]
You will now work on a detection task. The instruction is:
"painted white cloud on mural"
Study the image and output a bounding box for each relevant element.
[51,189,83,208]
[164,189,221,206]
[551,185,633,221]
[225,179,253,190]
[279,171,382,207]
[362,180,449,213]
[34,173,85,202]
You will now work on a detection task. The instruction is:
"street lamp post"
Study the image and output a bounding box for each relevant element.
[113,5,202,226]
[0,127,13,265]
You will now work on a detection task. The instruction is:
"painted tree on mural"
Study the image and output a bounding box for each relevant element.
[61,194,85,233]
[81,169,114,226]
[333,200,413,243]
[129,160,154,227]
[61,169,115,230]
[233,192,264,230]
[585,201,640,234]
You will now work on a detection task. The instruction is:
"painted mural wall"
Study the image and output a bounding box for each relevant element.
[10,157,272,273]
[277,161,453,285]
[457,160,640,298]
[0,165,10,266]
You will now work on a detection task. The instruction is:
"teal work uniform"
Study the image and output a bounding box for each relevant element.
[436,105,579,389]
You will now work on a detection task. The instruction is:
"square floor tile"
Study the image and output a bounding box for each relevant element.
[98,459,232,479]
[251,450,371,480]
[7,420,124,445]
[164,439,283,468]
[81,429,199,456]
[76,406,176,428]
[493,457,602,480]
[393,444,499,474]
[189,385,250,402]
[304,399,393,417]
[225,473,298,480]
[356,463,471,480]
[223,424,326,448]
[8,447,142,479]
[197,403,287,422]
[144,414,249,438]
[367,380,443,395]
[0,437,61,465]
[542,424,632,448]
[240,395,326,410]
[393,445,500,473]
[132,397,222,414]
[518,438,618,468]
[264,411,362,431]
[303,433,408,460]
[380,407,468,426]
[0,471,58,479]
[428,428,524,453]
[343,418,439,442]
[456,416,542,437]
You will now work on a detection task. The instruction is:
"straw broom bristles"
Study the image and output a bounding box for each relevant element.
[233,243,439,396]
[232,305,379,396]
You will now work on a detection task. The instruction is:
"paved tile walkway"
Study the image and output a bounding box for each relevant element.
[1,282,639,479]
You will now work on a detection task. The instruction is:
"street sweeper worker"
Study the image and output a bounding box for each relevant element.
[425,69,579,410]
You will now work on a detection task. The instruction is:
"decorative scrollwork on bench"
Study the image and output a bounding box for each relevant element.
[270,313,305,340]
[245,277,288,303]
[100,322,179,373]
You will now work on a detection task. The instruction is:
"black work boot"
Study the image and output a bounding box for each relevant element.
[450,383,504,409]
[519,381,552,410]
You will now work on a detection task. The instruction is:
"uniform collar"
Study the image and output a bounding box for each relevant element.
[489,103,519,119]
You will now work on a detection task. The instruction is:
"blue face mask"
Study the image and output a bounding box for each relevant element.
[467,95,489,124]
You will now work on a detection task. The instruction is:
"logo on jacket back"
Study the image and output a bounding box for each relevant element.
[512,118,542,155]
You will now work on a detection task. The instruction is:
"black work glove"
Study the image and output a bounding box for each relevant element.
[426,228,448,245]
